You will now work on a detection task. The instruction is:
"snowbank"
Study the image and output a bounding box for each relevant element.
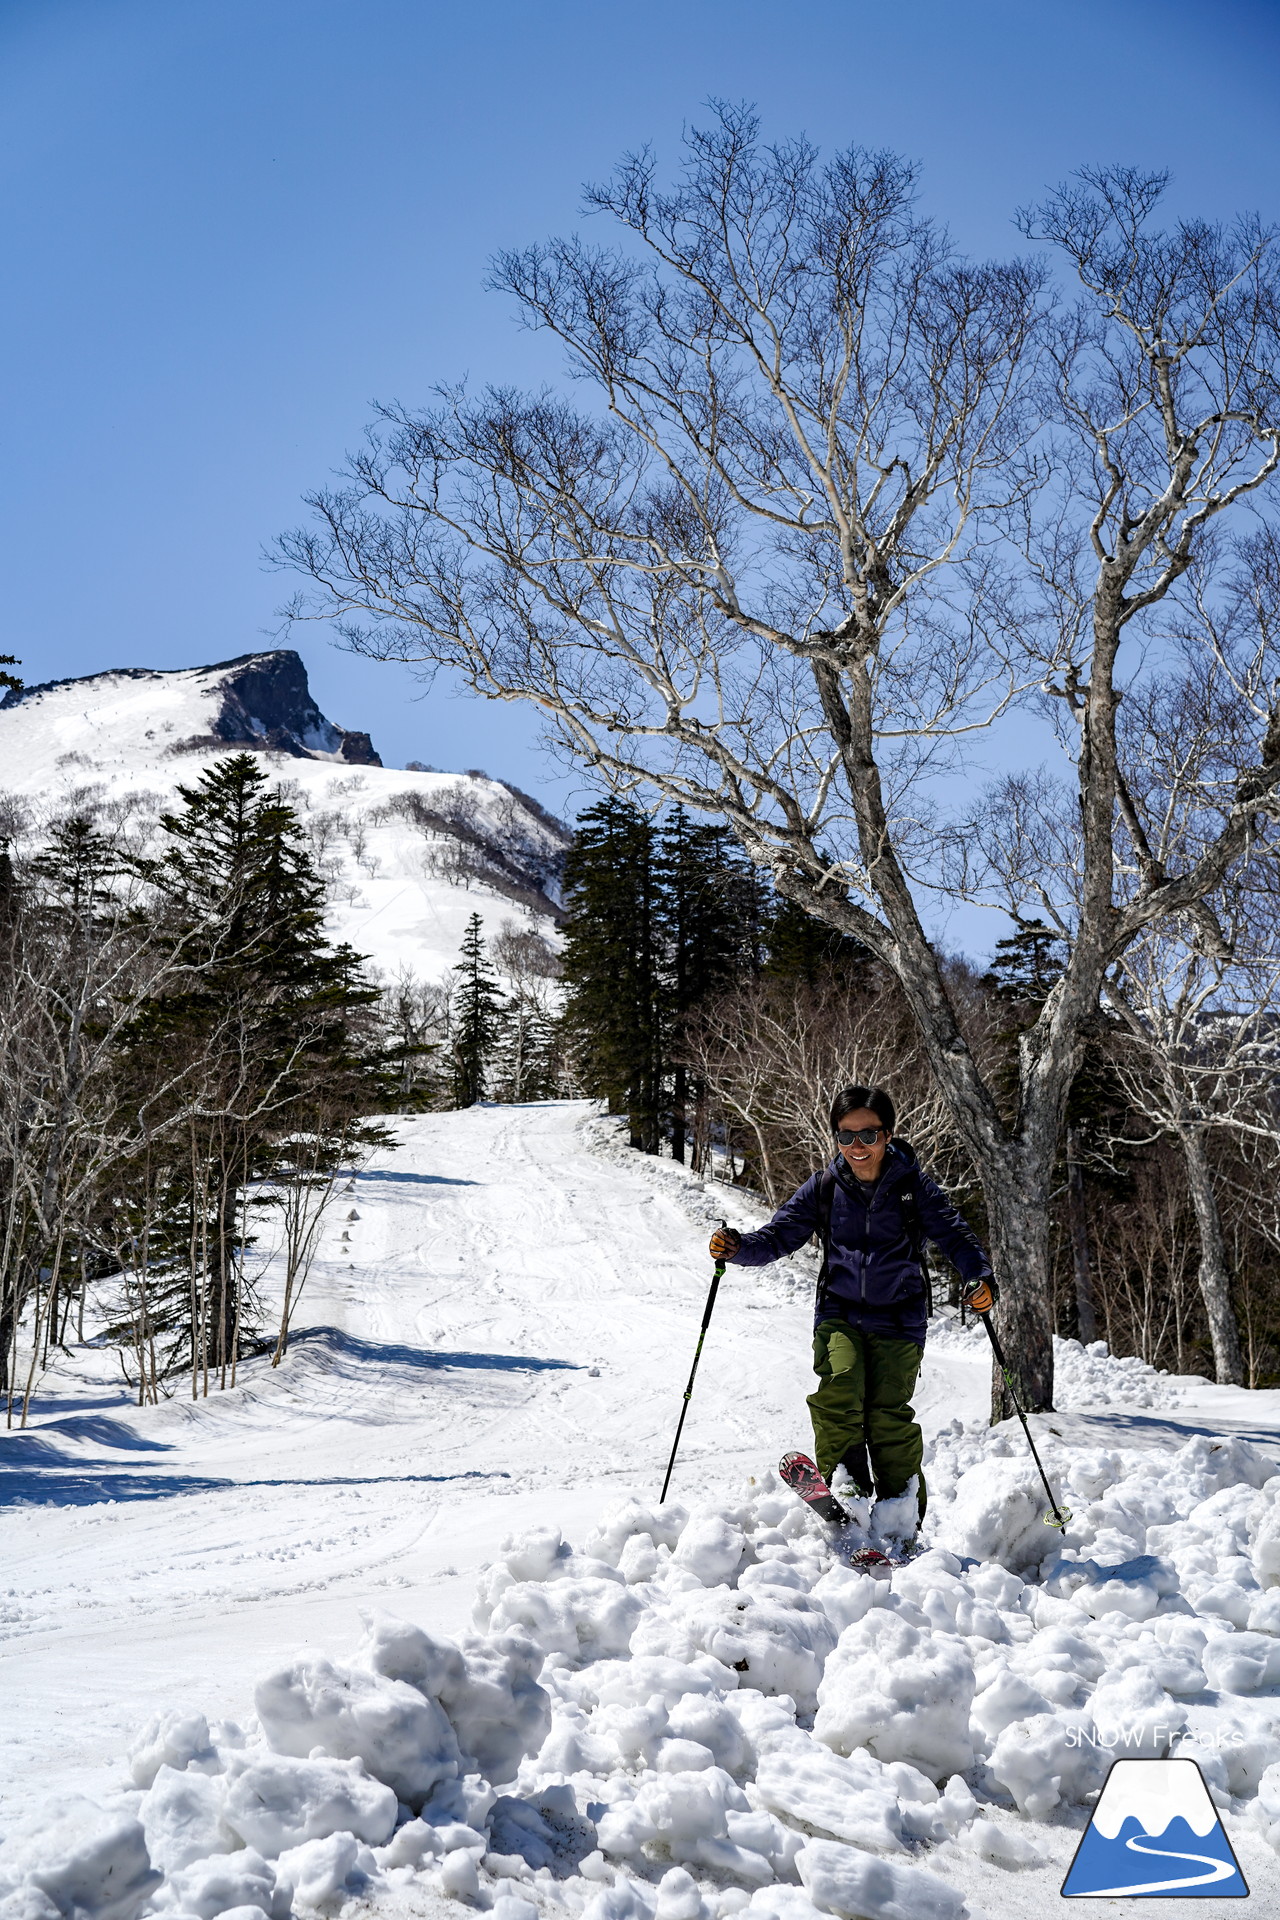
[8,1416,1280,1920]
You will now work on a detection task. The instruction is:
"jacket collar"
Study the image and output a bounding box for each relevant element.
[830,1140,912,1198]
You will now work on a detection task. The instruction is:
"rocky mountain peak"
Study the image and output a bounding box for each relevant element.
[1,648,382,766]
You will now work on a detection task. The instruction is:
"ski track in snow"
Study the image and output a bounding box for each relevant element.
[4,1100,1280,1920]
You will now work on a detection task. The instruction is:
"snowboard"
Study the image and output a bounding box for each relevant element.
[777,1452,895,1578]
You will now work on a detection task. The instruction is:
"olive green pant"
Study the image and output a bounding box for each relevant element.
[807,1320,926,1519]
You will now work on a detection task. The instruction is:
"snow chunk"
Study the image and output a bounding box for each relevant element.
[753,1737,904,1854]
[502,1524,570,1582]
[484,1576,644,1667]
[1254,1759,1280,1852]
[796,1839,966,1920]
[586,1500,689,1568]
[126,1710,220,1789]
[356,1612,551,1782]
[970,1666,1052,1746]
[438,1846,481,1900]
[746,1889,825,1920]
[222,1751,397,1853]
[1088,1668,1185,1758]
[1249,1480,1280,1588]
[672,1514,748,1587]
[961,1816,1044,1869]
[931,1456,1061,1573]
[0,1800,159,1920]
[813,1610,975,1780]
[254,1653,459,1808]
[441,1633,552,1782]
[632,1589,835,1714]
[667,1692,752,1776]
[1202,1629,1280,1694]
[597,1766,769,1881]
[809,1566,878,1635]
[139,1766,236,1874]
[272,1832,376,1913]
[156,1847,282,1920]
[985,1710,1102,1817]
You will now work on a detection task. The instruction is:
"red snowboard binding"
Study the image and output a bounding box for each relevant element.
[778,1452,894,1578]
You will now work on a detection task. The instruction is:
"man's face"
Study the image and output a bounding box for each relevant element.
[837,1107,890,1181]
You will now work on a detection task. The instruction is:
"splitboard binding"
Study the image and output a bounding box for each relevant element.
[778,1451,897,1580]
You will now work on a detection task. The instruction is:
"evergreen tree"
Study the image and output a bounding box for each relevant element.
[450,912,507,1105]
[30,815,120,918]
[116,753,384,1386]
[763,894,870,985]
[980,919,1069,1004]
[659,807,767,1160]
[560,800,665,1149]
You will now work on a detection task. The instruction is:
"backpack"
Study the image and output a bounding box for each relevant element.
[814,1147,934,1319]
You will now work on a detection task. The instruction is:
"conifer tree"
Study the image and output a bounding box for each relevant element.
[450,912,506,1105]
[119,753,384,1388]
[763,896,869,985]
[659,808,767,1160]
[980,919,1069,1004]
[560,800,665,1149]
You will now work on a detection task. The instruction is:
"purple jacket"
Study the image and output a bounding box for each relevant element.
[728,1142,992,1347]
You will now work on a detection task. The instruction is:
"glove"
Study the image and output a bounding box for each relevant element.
[962,1275,999,1315]
[709,1226,742,1261]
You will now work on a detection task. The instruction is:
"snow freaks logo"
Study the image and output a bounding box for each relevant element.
[1061,1757,1249,1898]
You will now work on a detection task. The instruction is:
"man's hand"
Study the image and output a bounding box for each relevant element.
[709,1226,742,1261]
[962,1276,999,1314]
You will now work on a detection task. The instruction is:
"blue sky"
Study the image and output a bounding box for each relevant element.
[4,0,1280,842]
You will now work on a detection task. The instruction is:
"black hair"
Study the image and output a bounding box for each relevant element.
[829,1083,896,1136]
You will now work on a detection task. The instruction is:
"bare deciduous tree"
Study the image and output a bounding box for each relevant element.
[1102,879,1280,1384]
[279,110,1280,1412]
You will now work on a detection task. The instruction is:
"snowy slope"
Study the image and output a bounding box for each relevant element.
[4,1102,1280,1919]
[0,653,568,978]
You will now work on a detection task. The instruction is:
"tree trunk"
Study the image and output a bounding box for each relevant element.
[1066,1128,1098,1344]
[214,1173,239,1380]
[982,1150,1056,1416]
[1182,1130,1243,1385]
[671,1064,687,1165]
[0,1296,14,1398]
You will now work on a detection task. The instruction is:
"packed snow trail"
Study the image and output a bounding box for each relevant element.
[6,1101,1280,1920]
[0,1103,868,1813]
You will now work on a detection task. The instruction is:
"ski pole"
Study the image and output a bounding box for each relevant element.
[973,1299,1072,1533]
[660,1230,727,1503]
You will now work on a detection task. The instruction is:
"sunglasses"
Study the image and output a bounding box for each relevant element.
[836,1126,885,1146]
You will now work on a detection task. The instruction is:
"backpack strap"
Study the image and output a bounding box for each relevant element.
[814,1166,837,1311]
[899,1180,934,1318]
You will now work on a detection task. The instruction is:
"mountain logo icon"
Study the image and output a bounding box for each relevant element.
[1062,1757,1248,1897]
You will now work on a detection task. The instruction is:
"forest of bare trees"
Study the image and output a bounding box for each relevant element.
[682,924,1280,1389]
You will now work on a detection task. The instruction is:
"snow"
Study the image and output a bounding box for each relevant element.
[5,1100,1280,1920]
[0,662,565,981]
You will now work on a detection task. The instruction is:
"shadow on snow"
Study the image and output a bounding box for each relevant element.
[0,1327,577,1508]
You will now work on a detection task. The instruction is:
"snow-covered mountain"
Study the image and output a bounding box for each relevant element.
[0,650,570,978]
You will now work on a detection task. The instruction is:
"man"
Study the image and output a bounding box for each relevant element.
[709,1083,995,1530]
